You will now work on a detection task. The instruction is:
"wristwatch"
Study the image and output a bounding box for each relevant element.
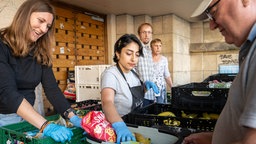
[64,108,74,119]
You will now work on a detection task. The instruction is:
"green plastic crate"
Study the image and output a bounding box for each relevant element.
[0,115,88,144]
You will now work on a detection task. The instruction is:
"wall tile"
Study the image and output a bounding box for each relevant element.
[172,71,190,86]
[190,53,203,71]
[172,34,190,54]
[116,14,134,34]
[203,22,224,43]
[134,15,152,34]
[152,16,163,34]
[203,54,217,71]
[190,22,204,43]
[163,15,173,34]
[191,71,204,82]
[172,15,190,38]
[0,0,25,28]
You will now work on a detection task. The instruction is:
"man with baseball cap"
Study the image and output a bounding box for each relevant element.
[183,0,256,144]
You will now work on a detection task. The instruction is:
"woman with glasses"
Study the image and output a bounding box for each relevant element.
[184,0,256,144]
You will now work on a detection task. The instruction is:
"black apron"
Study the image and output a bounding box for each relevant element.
[116,64,144,110]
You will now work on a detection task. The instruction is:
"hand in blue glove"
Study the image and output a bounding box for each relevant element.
[112,121,136,144]
[43,123,73,143]
[145,81,159,94]
[70,115,82,128]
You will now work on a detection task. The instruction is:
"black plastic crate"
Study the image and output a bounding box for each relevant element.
[69,100,102,117]
[123,103,218,131]
[71,99,101,111]
[203,73,236,83]
[171,83,228,113]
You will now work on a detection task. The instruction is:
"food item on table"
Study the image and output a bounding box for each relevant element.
[201,112,211,120]
[63,82,76,100]
[121,141,140,144]
[81,111,116,142]
[209,113,220,119]
[208,80,232,88]
[163,119,181,126]
[187,113,198,119]
[25,115,72,139]
[181,111,197,119]
[157,111,176,117]
[198,113,219,120]
[181,110,187,118]
[134,132,151,144]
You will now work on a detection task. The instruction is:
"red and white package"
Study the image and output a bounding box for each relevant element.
[81,111,116,142]
[63,82,76,100]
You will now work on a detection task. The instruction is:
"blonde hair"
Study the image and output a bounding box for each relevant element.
[150,38,162,48]
[0,0,55,66]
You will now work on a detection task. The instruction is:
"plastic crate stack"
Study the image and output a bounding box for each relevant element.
[0,100,103,144]
[123,103,219,132]
[123,73,237,132]
[171,82,229,113]
[72,99,102,117]
[75,65,110,102]
[0,115,85,144]
[169,74,235,131]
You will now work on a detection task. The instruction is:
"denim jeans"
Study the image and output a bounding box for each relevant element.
[0,113,23,126]
[155,87,167,104]
[143,99,155,107]
[156,95,164,103]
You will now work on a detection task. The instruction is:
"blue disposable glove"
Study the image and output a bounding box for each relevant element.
[43,123,73,143]
[145,81,159,94]
[112,122,136,144]
[70,115,82,128]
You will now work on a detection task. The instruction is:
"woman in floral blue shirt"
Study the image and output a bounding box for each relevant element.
[151,38,173,103]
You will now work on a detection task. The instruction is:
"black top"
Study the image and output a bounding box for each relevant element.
[0,39,70,114]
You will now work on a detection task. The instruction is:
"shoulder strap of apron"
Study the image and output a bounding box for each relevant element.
[116,63,143,86]
[116,64,144,110]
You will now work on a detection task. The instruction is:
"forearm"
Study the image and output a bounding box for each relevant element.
[102,101,123,123]
[101,88,123,123]
[183,132,213,144]
[42,66,70,115]
[165,77,173,88]
[237,127,256,144]
[16,99,46,129]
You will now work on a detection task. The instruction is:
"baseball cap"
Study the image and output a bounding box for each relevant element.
[190,0,213,21]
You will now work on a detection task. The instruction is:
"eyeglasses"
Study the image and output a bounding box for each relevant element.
[140,31,152,35]
[205,0,221,21]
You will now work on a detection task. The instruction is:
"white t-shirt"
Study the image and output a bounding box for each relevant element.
[100,65,141,116]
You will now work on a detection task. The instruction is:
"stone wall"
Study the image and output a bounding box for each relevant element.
[190,22,239,82]
[112,14,191,87]
[109,15,239,86]
[0,0,25,28]
[1,0,239,87]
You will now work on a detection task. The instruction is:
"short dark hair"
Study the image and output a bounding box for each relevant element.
[113,34,143,63]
